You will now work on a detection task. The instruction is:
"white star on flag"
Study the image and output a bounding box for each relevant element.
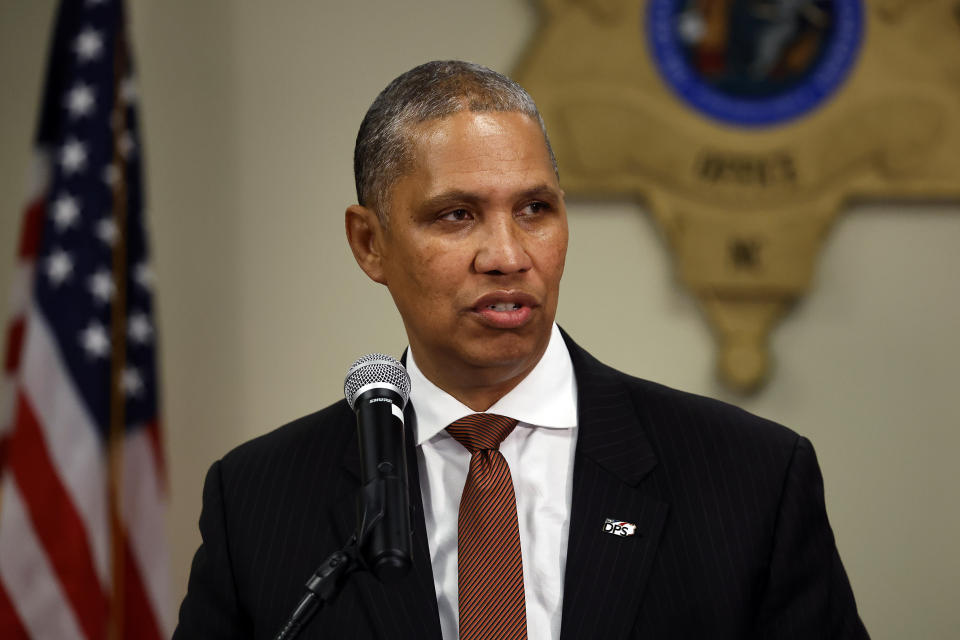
[79,321,111,358]
[128,312,154,344]
[118,131,136,158]
[122,366,144,396]
[121,76,137,105]
[102,162,120,186]
[52,194,81,231]
[88,269,115,303]
[60,138,88,174]
[73,27,103,62]
[96,217,118,246]
[134,261,154,291]
[65,83,96,118]
[45,249,73,286]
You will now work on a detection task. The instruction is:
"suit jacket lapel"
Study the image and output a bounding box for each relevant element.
[335,402,442,639]
[559,331,669,640]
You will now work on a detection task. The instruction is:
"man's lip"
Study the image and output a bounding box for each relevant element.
[470,291,539,311]
[468,291,540,330]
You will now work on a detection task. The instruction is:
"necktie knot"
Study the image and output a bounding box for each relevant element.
[446,413,518,454]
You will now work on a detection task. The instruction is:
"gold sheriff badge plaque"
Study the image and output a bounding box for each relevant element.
[515,0,960,391]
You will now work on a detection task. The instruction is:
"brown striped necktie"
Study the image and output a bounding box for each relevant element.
[446,413,527,640]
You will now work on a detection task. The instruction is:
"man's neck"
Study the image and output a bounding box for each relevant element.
[414,359,537,412]
[409,344,551,412]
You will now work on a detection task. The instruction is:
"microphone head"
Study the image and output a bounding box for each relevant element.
[343,353,411,410]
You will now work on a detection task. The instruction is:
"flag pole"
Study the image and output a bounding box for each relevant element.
[107,22,130,640]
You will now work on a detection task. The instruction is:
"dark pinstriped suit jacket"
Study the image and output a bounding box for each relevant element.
[174,332,869,639]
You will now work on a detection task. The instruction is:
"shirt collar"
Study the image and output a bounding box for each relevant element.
[407,323,578,446]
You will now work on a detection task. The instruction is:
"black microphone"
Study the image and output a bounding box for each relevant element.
[343,353,412,581]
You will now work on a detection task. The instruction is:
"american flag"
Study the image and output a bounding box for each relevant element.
[0,0,170,637]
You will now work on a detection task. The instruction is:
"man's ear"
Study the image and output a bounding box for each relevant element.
[345,204,388,284]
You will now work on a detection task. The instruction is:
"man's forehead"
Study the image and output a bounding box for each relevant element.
[406,111,553,170]
[369,109,560,220]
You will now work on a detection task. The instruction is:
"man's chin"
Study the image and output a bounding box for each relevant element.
[459,330,549,374]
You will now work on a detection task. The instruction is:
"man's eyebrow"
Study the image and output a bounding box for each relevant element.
[419,184,562,211]
[515,184,562,201]
[419,190,484,211]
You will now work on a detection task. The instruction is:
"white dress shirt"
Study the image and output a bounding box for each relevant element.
[407,323,579,640]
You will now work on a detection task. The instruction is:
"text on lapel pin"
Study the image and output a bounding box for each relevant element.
[602,518,637,537]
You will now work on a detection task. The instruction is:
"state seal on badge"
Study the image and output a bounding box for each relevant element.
[647,0,864,126]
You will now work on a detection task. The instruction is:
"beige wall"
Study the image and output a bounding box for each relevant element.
[2,1,959,637]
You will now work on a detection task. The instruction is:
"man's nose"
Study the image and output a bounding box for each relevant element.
[474,214,533,275]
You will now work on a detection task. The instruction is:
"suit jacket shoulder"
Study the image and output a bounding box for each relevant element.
[175,398,443,640]
[176,400,372,639]
[571,333,799,451]
[217,400,355,495]
[559,331,868,639]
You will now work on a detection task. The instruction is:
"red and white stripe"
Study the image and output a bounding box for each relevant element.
[122,423,171,639]
[0,151,48,448]
[0,479,86,638]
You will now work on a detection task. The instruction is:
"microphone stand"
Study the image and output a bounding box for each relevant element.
[272,472,399,640]
[271,538,363,640]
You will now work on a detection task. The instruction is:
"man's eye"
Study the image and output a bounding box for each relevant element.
[519,201,550,216]
[439,209,471,221]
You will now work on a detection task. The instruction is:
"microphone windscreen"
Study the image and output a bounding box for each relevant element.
[343,353,411,410]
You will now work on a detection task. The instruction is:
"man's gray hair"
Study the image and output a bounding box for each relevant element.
[353,60,558,222]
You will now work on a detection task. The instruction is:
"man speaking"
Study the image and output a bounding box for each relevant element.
[174,61,868,639]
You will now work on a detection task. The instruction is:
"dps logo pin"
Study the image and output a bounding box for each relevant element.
[602,518,637,537]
